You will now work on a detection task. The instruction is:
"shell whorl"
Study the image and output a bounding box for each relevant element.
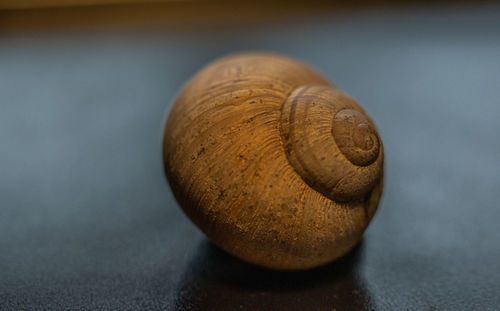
[280,85,383,202]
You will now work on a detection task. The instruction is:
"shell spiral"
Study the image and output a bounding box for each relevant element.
[280,85,383,202]
[163,53,384,270]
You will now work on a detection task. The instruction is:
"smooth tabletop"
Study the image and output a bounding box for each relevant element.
[1,5,500,310]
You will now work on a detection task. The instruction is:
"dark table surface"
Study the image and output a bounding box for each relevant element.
[1,5,500,310]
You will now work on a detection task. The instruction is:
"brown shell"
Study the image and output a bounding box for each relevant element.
[163,53,384,270]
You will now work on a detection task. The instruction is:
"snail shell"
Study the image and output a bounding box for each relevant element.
[163,53,384,270]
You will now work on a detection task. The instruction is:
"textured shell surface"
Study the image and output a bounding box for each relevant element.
[163,52,384,270]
